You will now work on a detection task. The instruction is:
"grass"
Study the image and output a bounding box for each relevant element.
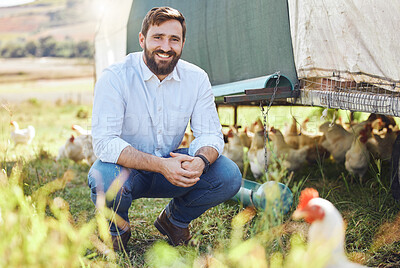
[0,99,400,267]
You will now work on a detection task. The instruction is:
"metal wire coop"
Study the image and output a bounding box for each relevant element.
[296,76,400,117]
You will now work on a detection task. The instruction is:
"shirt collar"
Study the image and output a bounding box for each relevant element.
[140,51,181,82]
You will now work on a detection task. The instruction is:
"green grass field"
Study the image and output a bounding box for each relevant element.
[1,99,400,267]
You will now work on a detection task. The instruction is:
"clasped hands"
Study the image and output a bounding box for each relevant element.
[161,152,205,187]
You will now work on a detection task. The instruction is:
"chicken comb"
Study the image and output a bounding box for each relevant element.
[297,188,319,210]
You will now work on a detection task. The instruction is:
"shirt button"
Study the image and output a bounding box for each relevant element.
[158,130,162,134]
[158,107,162,112]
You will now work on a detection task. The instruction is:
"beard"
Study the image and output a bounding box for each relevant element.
[143,45,181,76]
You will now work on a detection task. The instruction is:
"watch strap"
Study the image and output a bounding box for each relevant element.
[194,154,210,174]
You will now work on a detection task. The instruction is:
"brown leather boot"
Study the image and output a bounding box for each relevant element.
[154,209,192,246]
[111,229,131,251]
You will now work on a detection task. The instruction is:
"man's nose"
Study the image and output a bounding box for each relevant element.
[159,39,171,51]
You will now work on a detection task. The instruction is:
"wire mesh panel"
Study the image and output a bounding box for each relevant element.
[296,77,400,117]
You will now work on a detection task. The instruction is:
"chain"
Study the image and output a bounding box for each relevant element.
[259,71,281,175]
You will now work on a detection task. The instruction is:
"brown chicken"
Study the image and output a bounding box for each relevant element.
[371,125,399,161]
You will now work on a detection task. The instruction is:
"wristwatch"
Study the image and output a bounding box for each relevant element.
[194,154,210,174]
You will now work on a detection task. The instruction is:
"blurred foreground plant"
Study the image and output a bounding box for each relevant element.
[0,165,117,268]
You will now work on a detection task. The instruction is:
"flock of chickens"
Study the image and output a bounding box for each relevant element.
[10,111,398,179]
[10,121,96,166]
[217,113,399,181]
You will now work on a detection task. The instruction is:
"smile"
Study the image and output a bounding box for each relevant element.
[156,53,172,59]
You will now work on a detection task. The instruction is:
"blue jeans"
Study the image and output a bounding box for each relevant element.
[87,148,242,236]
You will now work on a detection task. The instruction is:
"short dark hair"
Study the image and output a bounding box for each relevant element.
[141,7,186,40]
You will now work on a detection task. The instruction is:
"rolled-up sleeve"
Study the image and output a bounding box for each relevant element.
[92,68,130,163]
[188,73,224,156]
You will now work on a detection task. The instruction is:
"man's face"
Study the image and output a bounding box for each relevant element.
[139,20,185,79]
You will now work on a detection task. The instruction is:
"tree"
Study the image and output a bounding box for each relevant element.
[25,40,38,56]
[75,41,93,58]
[38,36,57,57]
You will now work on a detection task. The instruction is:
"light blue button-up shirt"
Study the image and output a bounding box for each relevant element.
[92,52,224,163]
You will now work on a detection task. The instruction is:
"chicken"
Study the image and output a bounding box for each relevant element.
[57,135,86,163]
[298,118,329,163]
[238,126,252,149]
[345,125,371,182]
[248,118,264,134]
[71,124,91,136]
[371,125,399,161]
[367,113,396,131]
[69,125,96,165]
[292,188,367,268]
[284,117,300,149]
[268,127,309,172]
[319,121,367,163]
[222,127,244,172]
[10,121,35,145]
[248,130,267,179]
[80,134,97,165]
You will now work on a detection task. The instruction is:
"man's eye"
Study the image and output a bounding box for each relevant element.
[172,38,179,42]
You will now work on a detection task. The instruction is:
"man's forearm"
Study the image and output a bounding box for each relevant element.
[195,146,218,164]
[117,145,165,173]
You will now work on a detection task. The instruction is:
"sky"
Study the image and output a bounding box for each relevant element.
[0,0,35,7]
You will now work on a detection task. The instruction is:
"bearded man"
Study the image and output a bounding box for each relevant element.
[88,6,242,251]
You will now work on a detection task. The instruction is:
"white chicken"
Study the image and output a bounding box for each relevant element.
[10,121,35,145]
[284,116,300,149]
[222,127,244,172]
[238,126,252,149]
[292,188,366,268]
[345,126,371,181]
[268,127,309,172]
[57,135,85,162]
[71,124,91,136]
[319,121,367,163]
[248,130,267,179]
[80,134,97,166]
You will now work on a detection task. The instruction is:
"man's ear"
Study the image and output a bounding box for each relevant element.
[139,32,145,49]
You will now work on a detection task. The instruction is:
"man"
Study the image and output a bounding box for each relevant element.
[88,6,242,251]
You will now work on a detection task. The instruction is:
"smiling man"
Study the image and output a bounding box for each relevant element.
[88,7,242,251]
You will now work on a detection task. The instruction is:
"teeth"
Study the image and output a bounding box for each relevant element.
[157,53,170,58]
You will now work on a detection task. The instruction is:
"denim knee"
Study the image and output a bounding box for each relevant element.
[211,155,242,199]
[87,159,133,206]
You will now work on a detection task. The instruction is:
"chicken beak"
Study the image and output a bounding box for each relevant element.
[292,208,307,220]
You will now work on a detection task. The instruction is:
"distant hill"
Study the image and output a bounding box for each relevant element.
[0,0,96,43]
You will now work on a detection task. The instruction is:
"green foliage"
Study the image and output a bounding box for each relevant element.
[1,42,27,58]
[0,35,93,59]
[0,166,97,267]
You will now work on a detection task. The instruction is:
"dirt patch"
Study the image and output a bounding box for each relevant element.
[0,15,49,32]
